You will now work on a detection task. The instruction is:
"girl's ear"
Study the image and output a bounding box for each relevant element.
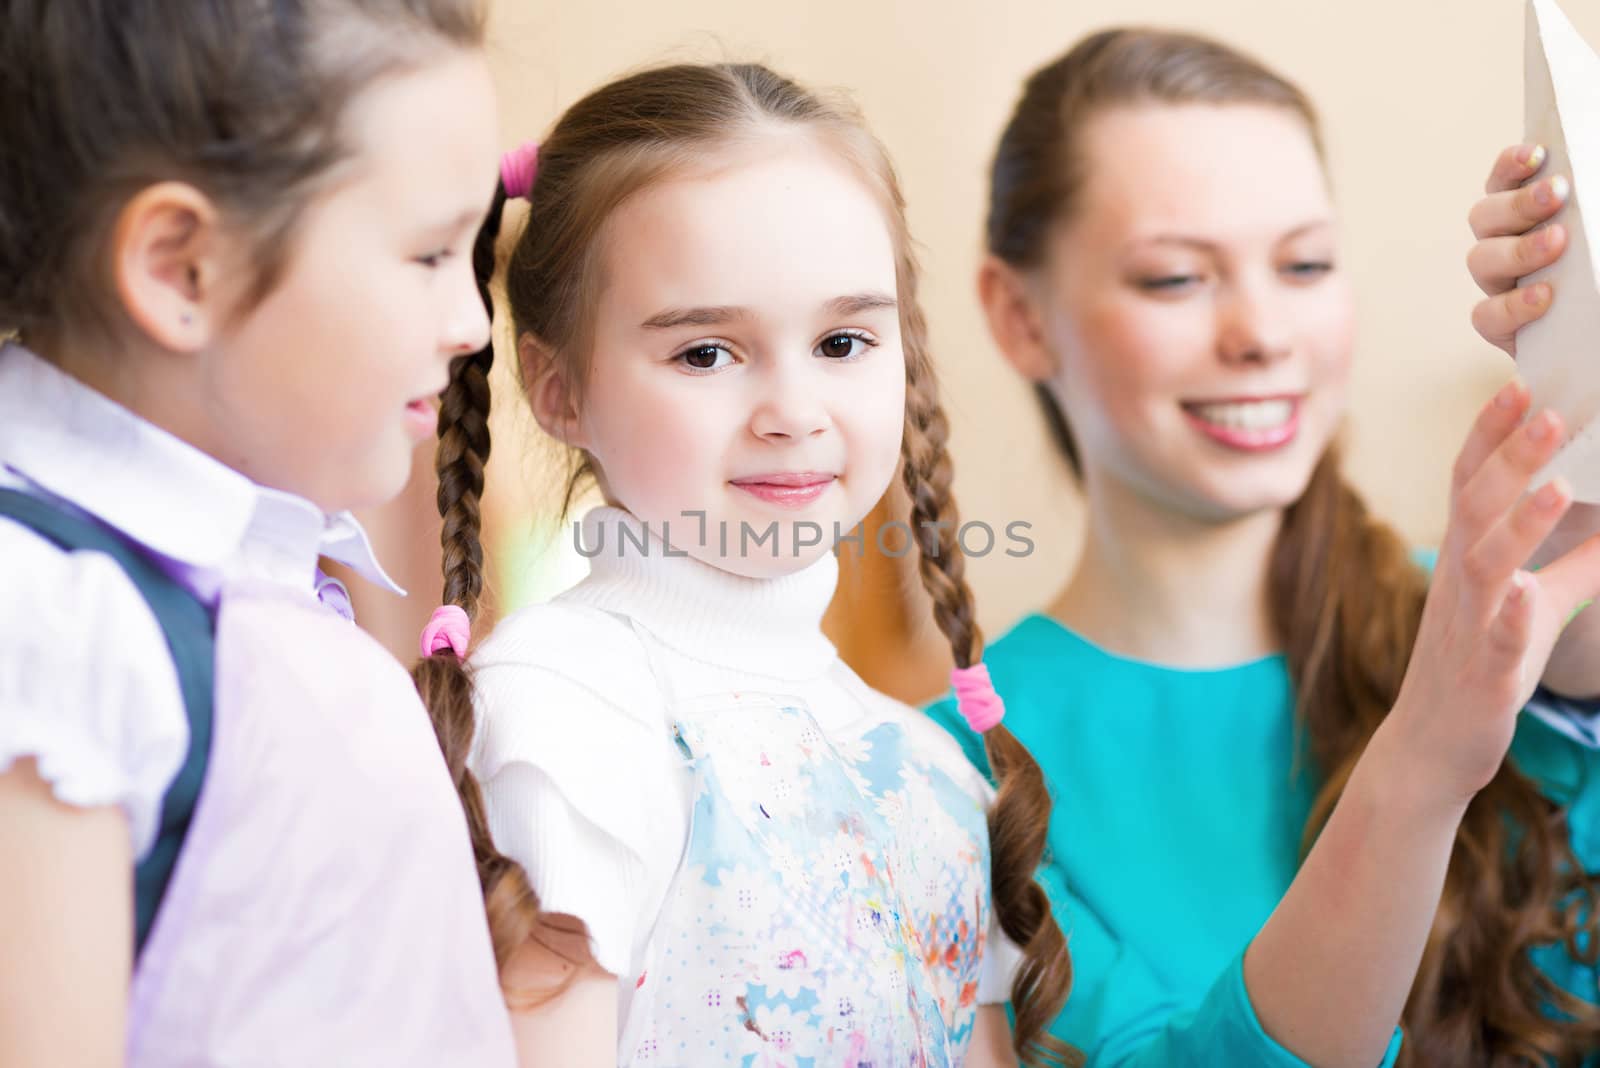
[111,182,228,353]
[521,333,588,448]
[976,254,1057,384]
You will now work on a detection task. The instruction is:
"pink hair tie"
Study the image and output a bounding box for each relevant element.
[420,604,471,659]
[951,662,1005,733]
[500,141,540,200]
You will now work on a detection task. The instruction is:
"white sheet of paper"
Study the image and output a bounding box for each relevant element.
[1522,0,1600,501]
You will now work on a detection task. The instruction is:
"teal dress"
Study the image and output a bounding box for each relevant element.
[926,614,1600,1067]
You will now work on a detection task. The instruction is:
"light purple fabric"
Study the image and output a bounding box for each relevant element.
[0,344,514,1064]
[126,579,515,1066]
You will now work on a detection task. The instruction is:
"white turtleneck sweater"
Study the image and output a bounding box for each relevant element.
[469,507,1015,1039]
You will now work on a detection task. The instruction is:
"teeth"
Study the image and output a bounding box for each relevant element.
[1189,399,1294,432]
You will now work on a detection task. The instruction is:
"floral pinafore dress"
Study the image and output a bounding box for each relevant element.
[621,620,995,1068]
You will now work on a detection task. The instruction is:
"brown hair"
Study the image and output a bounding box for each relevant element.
[0,0,485,342]
[987,26,1600,1066]
[424,61,1074,1064]
[412,176,549,975]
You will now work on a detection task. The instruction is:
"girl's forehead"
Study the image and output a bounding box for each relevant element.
[1069,104,1333,243]
[597,142,900,317]
[335,50,500,218]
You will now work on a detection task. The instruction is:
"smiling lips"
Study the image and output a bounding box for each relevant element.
[730,471,837,507]
[404,389,444,439]
[1181,395,1301,451]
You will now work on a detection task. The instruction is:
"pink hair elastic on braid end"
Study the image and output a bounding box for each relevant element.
[420,604,470,659]
[951,662,1005,733]
[500,141,540,200]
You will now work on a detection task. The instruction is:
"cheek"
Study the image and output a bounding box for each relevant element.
[1059,298,1201,429]
[269,262,413,394]
[583,377,715,496]
[1301,285,1356,387]
[848,355,907,479]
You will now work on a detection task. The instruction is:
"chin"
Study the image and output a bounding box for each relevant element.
[1184,473,1317,523]
[686,509,841,578]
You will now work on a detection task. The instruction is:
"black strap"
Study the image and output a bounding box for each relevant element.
[0,488,215,958]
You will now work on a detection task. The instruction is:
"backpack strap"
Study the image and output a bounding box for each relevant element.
[0,488,215,959]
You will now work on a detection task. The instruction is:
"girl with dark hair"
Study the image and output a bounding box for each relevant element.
[0,2,515,1063]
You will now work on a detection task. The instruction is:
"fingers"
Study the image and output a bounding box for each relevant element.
[1450,379,1533,501]
[1468,175,1569,241]
[1458,408,1566,528]
[1467,223,1566,296]
[1452,406,1564,569]
[1471,283,1554,357]
[1465,476,1572,600]
[1528,528,1600,622]
[1485,143,1548,195]
[1484,569,1537,666]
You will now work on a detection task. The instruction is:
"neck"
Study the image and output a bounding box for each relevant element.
[565,506,840,680]
[1050,470,1283,667]
[31,329,199,457]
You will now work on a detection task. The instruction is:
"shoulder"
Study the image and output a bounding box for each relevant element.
[0,516,189,858]
[470,600,664,756]
[468,600,678,821]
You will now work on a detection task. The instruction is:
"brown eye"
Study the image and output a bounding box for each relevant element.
[679,344,731,371]
[817,333,871,360]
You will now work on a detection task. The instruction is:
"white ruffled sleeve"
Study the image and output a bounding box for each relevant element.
[469,604,689,981]
[0,519,189,858]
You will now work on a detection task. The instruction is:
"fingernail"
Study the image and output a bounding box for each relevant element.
[1536,479,1566,510]
[1523,282,1551,307]
[1529,409,1568,441]
[1526,145,1547,171]
[1496,378,1526,409]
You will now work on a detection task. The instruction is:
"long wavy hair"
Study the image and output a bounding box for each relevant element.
[986,26,1600,1067]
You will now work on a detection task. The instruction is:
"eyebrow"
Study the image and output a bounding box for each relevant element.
[641,291,898,331]
[1131,220,1333,252]
[641,305,751,330]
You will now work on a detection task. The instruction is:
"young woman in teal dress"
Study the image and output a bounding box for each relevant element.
[929,26,1600,1068]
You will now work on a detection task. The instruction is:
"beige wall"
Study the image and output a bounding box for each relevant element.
[349,0,1600,671]
[478,0,1600,631]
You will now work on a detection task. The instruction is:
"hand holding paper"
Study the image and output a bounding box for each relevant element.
[1510,0,1600,501]
[1467,1,1600,694]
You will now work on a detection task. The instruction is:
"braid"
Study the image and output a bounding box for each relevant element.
[898,285,1077,1067]
[435,182,504,615]
[412,179,543,974]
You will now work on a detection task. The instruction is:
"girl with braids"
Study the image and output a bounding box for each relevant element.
[0,1,515,1064]
[416,62,1072,1067]
[928,25,1600,1068]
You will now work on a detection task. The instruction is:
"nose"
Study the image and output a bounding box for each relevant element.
[1215,277,1291,367]
[749,359,831,442]
[442,265,492,356]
